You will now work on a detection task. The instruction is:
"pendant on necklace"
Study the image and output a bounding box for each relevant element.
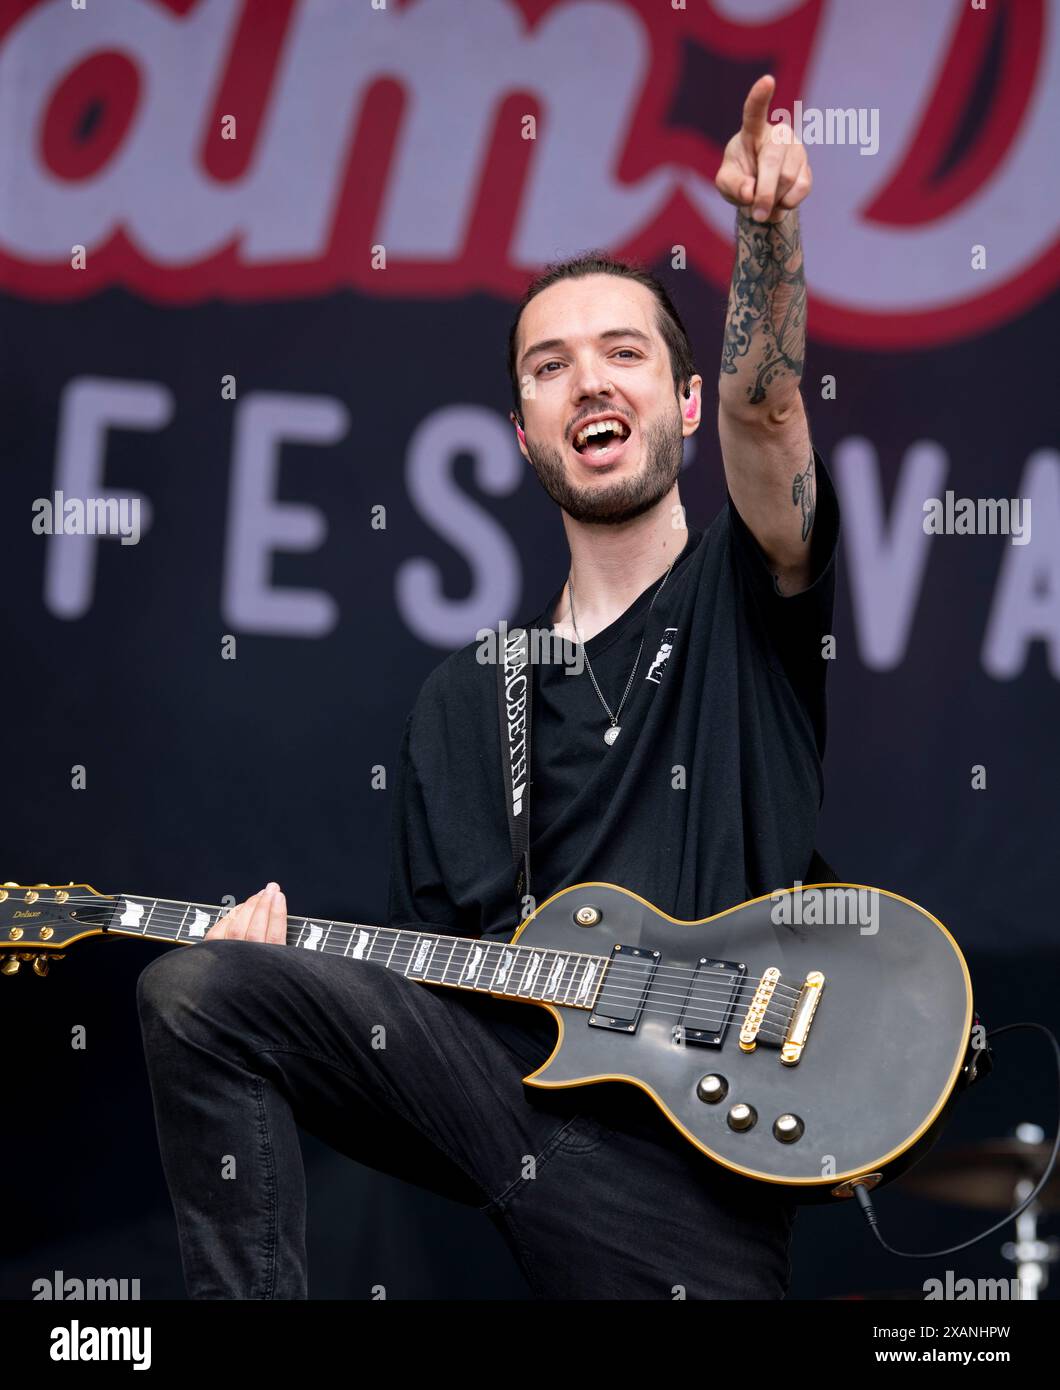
[604,726,621,746]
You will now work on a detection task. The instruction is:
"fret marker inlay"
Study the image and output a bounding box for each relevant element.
[188,909,210,938]
[545,956,566,997]
[574,960,599,1004]
[118,899,145,929]
[462,944,484,983]
[494,948,515,989]
[348,928,371,959]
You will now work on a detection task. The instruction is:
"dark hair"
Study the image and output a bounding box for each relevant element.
[507,251,695,425]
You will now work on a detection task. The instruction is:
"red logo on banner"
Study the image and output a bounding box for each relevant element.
[1,0,1057,347]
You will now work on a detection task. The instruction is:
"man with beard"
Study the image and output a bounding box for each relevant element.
[138,76,838,1300]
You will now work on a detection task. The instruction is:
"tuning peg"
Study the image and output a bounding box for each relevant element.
[1,957,21,976]
[32,955,50,977]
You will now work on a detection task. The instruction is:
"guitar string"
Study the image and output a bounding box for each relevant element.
[55,910,803,1014]
[38,901,804,1033]
[48,896,807,1001]
[120,919,795,1037]
[41,899,807,1014]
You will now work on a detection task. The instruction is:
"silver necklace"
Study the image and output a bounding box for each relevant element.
[567,556,677,745]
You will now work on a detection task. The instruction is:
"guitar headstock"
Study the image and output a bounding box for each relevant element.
[0,883,115,977]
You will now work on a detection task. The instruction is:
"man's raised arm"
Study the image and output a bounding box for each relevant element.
[714,74,816,596]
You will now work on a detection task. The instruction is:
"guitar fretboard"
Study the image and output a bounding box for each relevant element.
[103,895,607,1010]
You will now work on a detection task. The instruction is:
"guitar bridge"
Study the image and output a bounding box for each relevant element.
[781,971,825,1065]
[739,966,781,1052]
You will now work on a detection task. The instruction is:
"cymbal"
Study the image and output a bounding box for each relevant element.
[897,1141,1060,1211]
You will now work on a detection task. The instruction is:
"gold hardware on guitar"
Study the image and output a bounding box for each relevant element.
[1,950,66,976]
[739,965,780,1051]
[0,882,91,979]
[781,971,826,1065]
[831,1172,883,1199]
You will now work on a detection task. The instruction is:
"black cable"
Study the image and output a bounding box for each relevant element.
[853,1022,1060,1257]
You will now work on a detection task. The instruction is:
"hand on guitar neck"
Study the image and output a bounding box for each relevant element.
[204,882,288,944]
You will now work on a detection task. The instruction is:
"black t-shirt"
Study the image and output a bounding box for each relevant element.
[387,447,840,1072]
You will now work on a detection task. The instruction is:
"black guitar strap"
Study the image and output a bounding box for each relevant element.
[494,621,836,912]
[496,626,533,908]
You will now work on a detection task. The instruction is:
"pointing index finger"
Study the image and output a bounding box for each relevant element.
[742,73,776,141]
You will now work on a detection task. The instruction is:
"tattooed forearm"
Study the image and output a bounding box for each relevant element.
[792,450,816,542]
[720,208,806,407]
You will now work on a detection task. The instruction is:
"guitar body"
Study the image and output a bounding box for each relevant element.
[508,882,976,1202]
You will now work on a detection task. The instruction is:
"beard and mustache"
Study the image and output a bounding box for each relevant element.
[522,407,684,526]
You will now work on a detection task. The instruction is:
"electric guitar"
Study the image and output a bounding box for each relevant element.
[1,879,986,1203]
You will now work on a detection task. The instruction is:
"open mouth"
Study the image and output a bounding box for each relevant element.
[571,418,633,463]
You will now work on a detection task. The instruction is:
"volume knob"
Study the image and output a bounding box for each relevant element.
[727,1102,757,1131]
[696,1074,728,1104]
[773,1113,805,1143]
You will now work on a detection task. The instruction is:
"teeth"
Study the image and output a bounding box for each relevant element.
[574,418,630,448]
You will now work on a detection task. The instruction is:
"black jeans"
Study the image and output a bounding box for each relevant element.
[136,940,796,1299]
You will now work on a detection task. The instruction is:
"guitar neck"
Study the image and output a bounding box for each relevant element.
[103,894,606,1011]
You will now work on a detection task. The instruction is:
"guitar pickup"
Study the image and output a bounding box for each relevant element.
[588,944,659,1034]
[675,957,746,1047]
